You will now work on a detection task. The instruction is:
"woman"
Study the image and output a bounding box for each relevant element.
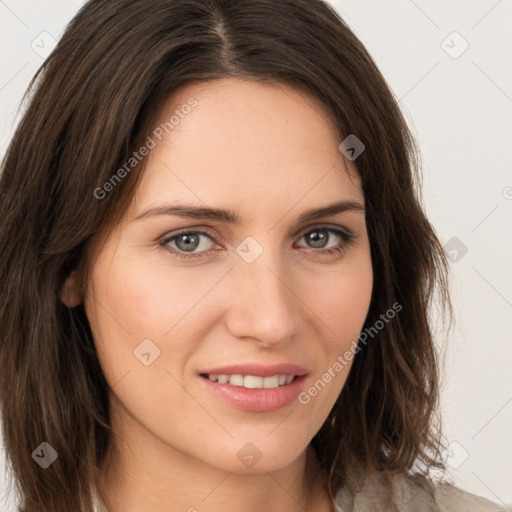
[0,1,506,511]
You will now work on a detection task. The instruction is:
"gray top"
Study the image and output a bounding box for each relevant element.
[333,470,508,511]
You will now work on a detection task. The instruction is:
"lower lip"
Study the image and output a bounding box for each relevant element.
[199,375,307,412]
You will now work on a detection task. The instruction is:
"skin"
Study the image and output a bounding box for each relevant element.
[62,78,373,512]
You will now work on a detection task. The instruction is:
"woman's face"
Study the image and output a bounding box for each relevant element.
[80,78,373,474]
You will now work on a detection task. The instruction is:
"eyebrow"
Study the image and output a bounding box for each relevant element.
[133,199,365,224]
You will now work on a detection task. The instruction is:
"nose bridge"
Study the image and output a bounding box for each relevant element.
[226,237,298,344]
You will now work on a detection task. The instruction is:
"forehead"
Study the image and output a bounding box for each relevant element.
[129,78,363,221]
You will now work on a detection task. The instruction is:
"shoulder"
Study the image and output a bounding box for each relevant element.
[433,483,508,512]
[334,470,508,512]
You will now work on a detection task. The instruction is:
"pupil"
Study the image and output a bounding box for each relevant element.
[308,230,327,248]
[177,234,199,252]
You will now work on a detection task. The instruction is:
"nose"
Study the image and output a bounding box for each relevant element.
[224,246,300,348]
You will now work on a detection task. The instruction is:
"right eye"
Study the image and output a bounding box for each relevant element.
[159,230,221,260]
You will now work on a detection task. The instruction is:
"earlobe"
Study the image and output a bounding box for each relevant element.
[60,270,82,307]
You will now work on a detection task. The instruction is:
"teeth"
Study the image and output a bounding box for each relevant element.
[244,375,263,388]
[205,373,296,388]
[229,374,244,387]
[263,375,279,388]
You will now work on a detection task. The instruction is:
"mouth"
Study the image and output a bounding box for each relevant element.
[197,364,308,412]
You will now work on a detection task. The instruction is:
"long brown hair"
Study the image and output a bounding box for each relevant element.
[0,0,451,510]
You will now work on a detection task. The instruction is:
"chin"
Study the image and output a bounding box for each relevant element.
[198,433,310,474]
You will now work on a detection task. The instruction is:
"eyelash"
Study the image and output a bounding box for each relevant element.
[159,226,355,261]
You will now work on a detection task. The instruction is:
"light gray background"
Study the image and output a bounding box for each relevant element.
[1,0,511,509]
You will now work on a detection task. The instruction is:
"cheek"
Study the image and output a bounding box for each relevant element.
[86,251,214,340]
[84,251,225,387]
[295,259,372,434]
[306,251,373,351]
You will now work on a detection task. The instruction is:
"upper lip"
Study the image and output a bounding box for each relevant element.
[199,363,308,378]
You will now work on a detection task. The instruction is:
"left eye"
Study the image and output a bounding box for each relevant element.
[160,227,354,260]
[296,227,351,250]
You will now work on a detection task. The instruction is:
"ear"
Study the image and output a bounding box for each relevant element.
[60,270,83,307]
